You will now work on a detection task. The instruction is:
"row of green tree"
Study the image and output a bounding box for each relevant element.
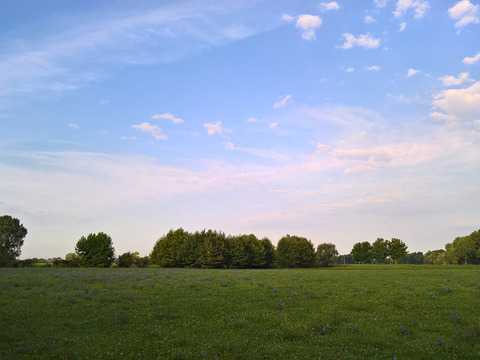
[2,214,480,268]
[349,238,409,264]
[150,229,339,269]
[423,229,480,265]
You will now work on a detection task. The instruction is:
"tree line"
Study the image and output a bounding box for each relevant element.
[349,238,409,264]
[1,214,480,268]
[149,229,338,269]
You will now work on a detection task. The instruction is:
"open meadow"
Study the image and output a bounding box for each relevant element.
[1,266,480,359]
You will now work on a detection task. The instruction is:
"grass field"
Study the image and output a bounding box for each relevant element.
[1,266,480,359]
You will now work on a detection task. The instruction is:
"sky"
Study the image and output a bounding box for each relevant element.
[1,0,480,259]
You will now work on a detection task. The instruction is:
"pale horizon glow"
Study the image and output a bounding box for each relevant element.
[1,0,479,259]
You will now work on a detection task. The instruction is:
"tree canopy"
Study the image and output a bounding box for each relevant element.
[315,243,338,267]
[443,229,480,265]
[0,215,28,267]
[388,238,408,264]
[351,241,373,264]
[372,238,389,264]
[75,232,115,267]
[276,235,315,268]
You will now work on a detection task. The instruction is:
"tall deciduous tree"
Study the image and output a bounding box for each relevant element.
[75,232,115,267]
[0,215,28,267]
[444,230,480,265]
[388,238,408,264]
[315,243,338,267]
[351,241,372,264]
[372,238,389,264]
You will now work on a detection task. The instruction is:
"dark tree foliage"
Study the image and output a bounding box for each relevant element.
[425,249,446,265]
[315,243,338,267]
[150,229,278,269]
[388,238,408,264]
[75,232,115,267]
[178,231,203,267]
[372,238,389,264]
[336,254,354,264]
[0,215,28,267]
[199,230,228,269]
[229,234,266,269]
[64,253,79,267]
[151,228,190,267]
[444,229,480,265]
[118,252,142,268]
[261,237,276,268]
[276,235,315,268]
[398,252,424,264]
[351,241,373,264]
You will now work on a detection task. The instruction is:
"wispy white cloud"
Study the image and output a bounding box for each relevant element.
[69,123,80,129]
[387,93,418,103]
[439,72,475,87]
[132,122,167,140]
[399,21,407,31]
[316,143,330,153]
[393,0,430,19]
[407,68,420,77]
[282,14,295,22]
[0,2,273,105]
[340,33,380,49]
[204,121,229,135]
[318,2,340,11]
[366,65,380,71]
[449,0,479,29]
[364,15,376,23]
[274,94,292,108]
[152,113,184,124]
[463,52,480,64]
[99,99,109,105]
[296,14,322,40]
[374,0,388,8]
[345,67,355,72]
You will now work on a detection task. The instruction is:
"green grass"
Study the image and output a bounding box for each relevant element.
[1,266,480,359]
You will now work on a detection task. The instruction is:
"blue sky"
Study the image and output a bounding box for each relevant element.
[1,0,480,258]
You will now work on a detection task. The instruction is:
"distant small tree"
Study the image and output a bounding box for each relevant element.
[336,254,354,264]
[0,215,28,267]
[398,252,424,264]
[351,241,372,264]
[65,252,78,267]
[315,243,338,267]
[75,232,115,267]
[388,238,408,264]
[118,252,140,268]
[425,249,446,265]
